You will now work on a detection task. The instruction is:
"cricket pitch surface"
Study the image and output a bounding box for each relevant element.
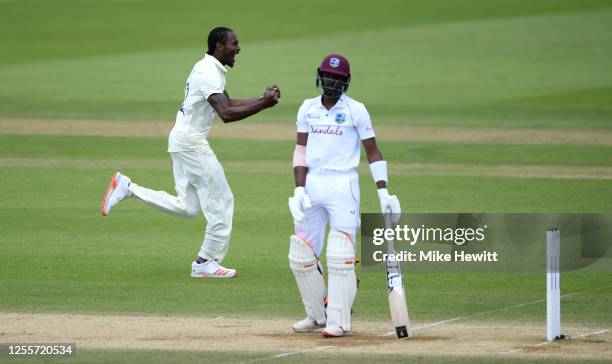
[1,312,610,361]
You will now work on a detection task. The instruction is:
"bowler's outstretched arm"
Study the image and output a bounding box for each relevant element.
[224,86,280,107]
[208,90,277,123]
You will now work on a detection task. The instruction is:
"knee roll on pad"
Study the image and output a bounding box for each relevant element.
[289,235,326,323]
[326,230,357,332]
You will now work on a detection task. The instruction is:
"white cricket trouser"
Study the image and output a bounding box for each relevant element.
[294,170,360,256]
[129,146,234,261]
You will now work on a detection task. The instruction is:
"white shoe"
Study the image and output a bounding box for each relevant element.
[191,260,236,278]
[322,324,351,337]
[101,172,131,216]
[292,317,326,333]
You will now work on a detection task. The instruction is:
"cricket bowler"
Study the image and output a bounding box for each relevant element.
[101,27,280,278]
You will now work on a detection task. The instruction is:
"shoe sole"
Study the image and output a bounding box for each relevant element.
[190,268,237,278]
[293,325,325,333]
[322,330,351,338]
[190,273,236,278]
[101,172,120,216]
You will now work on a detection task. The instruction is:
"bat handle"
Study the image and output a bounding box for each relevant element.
[384,212,392,229]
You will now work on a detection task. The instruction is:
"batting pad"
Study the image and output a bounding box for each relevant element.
[289,235,326,323]
[326,231,357,332]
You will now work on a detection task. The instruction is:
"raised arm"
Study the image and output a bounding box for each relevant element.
[225,86,281,107]
[208,88,278,123]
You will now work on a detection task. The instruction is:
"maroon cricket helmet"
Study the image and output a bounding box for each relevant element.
[318,54,351,79]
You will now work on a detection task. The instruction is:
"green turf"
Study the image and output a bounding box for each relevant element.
[1,135,611,322]
[4,349,610,364]
[503,86,612,114]
[1,1,612,361]
[1,1,611,125]
[2,0,610,66]
[2,135,612,167]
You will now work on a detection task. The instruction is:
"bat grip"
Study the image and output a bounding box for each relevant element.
[384,212,392,229]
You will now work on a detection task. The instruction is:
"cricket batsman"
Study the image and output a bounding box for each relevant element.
[288,54,401,336]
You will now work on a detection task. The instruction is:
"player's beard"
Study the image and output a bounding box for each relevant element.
[224,51,237,68]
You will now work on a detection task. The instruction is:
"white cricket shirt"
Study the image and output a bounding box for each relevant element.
[296,94,375,172]
[168,54,227,152]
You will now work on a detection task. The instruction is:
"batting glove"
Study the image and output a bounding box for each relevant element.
[377,188,401,222]
[289,186,312,222]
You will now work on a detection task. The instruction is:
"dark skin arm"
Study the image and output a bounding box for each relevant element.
[224,90,258,107]
[293,132,309,187]
[225,86,280,107]
[208,88,278,123]
[362,137,386,189]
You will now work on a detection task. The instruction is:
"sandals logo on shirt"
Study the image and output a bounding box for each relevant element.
[335,113,346,124]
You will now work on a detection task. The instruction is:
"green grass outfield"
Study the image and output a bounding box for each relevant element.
[1,135,611,351]
[2,350,610,364]
[1,0,612,362]
[1,0,612,125]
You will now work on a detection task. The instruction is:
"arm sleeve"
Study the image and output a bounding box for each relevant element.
[355,103,376,140]
[198,73,224,100]
[296,101,309,133]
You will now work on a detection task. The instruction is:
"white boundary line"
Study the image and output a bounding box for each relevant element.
[273,345,336,358]
[500,329,609,354]
[382,317,464,336]
[575,329,609,338]
[241,345,336,363]
[414,317,464,329]
[381,285,612,337]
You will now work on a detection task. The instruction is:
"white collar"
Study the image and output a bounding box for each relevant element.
[205,54,228,74]
[319,94,346,109]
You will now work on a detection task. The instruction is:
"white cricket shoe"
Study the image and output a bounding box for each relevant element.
[292,317,326,333]
[191,260,236,278]
[322,324,351,337]
[101,172,131,216]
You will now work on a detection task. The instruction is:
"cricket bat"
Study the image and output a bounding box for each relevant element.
[384,214,412,339]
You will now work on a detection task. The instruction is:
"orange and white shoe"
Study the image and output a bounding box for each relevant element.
[322,324,351,337]
[191,260,236,278]
[101,172,131,216]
